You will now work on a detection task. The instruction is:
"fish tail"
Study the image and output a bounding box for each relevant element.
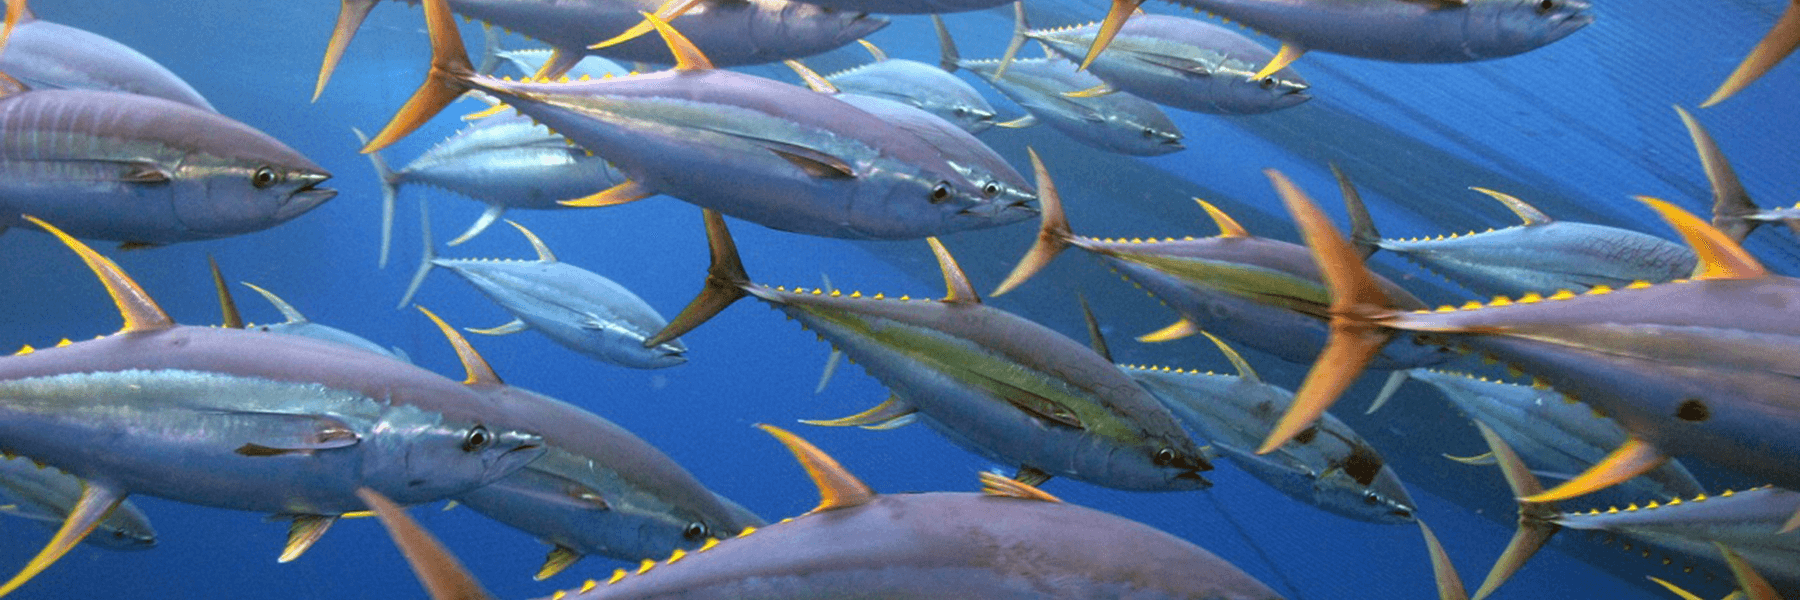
[992,149,1072,296]
[1256,170,1398,455]
[397,197,438,310]
[361,0,475,154]
[647,209,750,348]
[1674,106,1761,243]
[994,2,1030,80]
[1467,421,1557,600]
[1331,163,1381,260]
[931,15,959,74]
[315,0,379,102]
[353,128,401,268]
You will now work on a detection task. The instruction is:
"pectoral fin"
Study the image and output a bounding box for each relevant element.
[800,395,917,429]
[232,415,360,456]
[981,471,1061,502]
[1062,83,1115,98]
[1521,437,1666,503]
[994,114,1038,129]
[1137,318,1198,343]
[560,180,655,207]
[1416,520,1470,600]
[769,146,856,179]
[121,162,173,184]
[0,481,127,597]
[279,514,339,563]
[467,318,528,336]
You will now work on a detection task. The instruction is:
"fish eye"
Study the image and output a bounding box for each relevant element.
[1141,128,1156,138]
[981,182,1000,198]
[953,107,969,117]
[462,425,492,452]
[1363,491,1380,506]
[1536,0,1555,13]
[1153,448,1177,466]
[251,166,279,189]
[683,522,709,540]
[1259,77,1277,90]
[929,182,952,203]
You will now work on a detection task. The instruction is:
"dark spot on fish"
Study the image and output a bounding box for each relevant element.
[1676,398,1710,422]
[981,182,1000,198]
[1362,491,1380,506]
[1536,0,1556,14]
[1340,443,1385,487]
[1294,426,1319,445]
[1153,448,1177,466]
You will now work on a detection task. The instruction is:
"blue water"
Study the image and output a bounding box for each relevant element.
[1,0,1794,598]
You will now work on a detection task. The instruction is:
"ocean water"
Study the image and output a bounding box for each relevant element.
[0,0,1794,598]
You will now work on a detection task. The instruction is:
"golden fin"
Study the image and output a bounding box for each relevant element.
[588,0,703,50]
[1674,106,1758,243]
[1645,577,1708,600]
[1365,370,1411,414]
[979,471,1062,502]
[415,305,503,386]
[1715,542,1781,600]
[356,488,496,600]
[0,481,126,597]
[1254,43,1305,80]
[782,59,839,94]
[648,210,750,348]
[560,180,655,208]
[641,12,712,71]
[1137,318,1198,343]
[535,546,581,581]
[504,220,557,262]
[362,0,474,153]
[1198,331,1257,382]
[1522,437,1666,503]
[1416,520,1470,600]
[992,148,1069,297]
[1701,1,1800,107]
[314,0,379,102]
[1062,83,1114,98]
[855,39,888,62]
[24,216,173,334]
[1082,0,1144,70]
[1196,200,1250,238]
[0,0,25,59]
[1637,196,1767,280]
[461,102,509,121]
[1468,188,1551,226]
[280,515,339,563]
[928,238,980,304]
[209,255,244,329]
[756,424,874,513]
[799,395,916,428]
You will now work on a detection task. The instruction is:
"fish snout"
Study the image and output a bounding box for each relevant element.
[279,172,337,221]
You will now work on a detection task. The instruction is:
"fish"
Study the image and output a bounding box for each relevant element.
[648,201,1210,491]
[358,108,629,266]
[822,39,997,134]
[400,212,687,370]
[233,281,408,361]
[935,16,1185,157]
[363,5,1033,240]
[991,158,1449,373]
[1016,4,1311,115]
[361,424,1284,599]
[1702,0,1799,107]
[1257,168,1800,507]
[1463,421,1798,599]
[0,456,156,551]
[313,0,884,100]
[1084,0,1593,79]
[1339,165,1697,297]
[1677,105,1800,244]
[0,217,548,595]
[0,78,333,246]
[0,1,212,111]
[414,306,763,580]
[1400,369,1706,505]
[493,48,633,81]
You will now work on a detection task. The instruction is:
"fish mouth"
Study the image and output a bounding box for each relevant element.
[1174,470,1212,489]
[279,177,337,222]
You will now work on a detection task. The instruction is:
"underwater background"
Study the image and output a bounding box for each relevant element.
[0,0,1795,598]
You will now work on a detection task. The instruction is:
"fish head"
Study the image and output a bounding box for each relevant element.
[1111,106,1187,155]
[1210,64,1312,114]
[173,120,334,237]
[607,334,688,369]
[853,156,1037,237]
[1139,433,1214,490]
[86,501,158,551]
[363,404,545,502]
[944,100,998,134]
[1313,457,1417,524]
[752,0,888,51]
[1466,0,1594,58]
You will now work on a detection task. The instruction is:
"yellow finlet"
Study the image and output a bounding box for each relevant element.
[1137,318,1198,343]
[1523,437,1666,503]
[25,216,173,334]
[641,12,712,71]
[1637,196,1767,280]
[1253,42,1305,81]
[414,305,504,386]
[560,180,654,207]
[927,238,980,304]
[756,424,875,513]
[1701,0,1800,107]
[1196,199,1250,238]
[979,471,1062,502]
[635,559,655,575]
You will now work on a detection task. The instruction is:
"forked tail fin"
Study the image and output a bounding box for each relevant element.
[646,209,750,347]
[361,0,476,154]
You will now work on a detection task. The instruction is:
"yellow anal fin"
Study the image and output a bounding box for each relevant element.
[25,216,173,334]
[992,148,1071,297]
[1638,196,1767,280]
[799,395,916,428]
[416,305,503,386]
[1522,437,1665,503]
[280,514,339,563]
[357,488,495,600]
[1062,83,1114,98]
[757,424,874,513]
[0,481,125,597]
[314,0,379,102]
[560,180,654,208]
[1416,520,1470,600]
[535,545,581,581]
[1702,0,1800,108]
[1137,318,1198,343]
[979,471,1062,502]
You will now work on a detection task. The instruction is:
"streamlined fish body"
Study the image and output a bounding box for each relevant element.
[1031,14,1310,114]
[962,56,1184,156]
[0,88,332,245]
[0,456,155,551]
[1551,487,1800,590]
[827,53,996,133]
[239,283,406,360]
[0,5,212,111]
[830,94,1028,201]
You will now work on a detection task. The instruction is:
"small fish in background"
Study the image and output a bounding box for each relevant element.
[0,218,546,597]
[935,16,1185,157]
[822,39,997,134]
[206,258,409,361]
[0,0,212,111]
[1676,106,1800,243]
[1081,0,1592,80]
[400,209,687,370]
[492,47,632,81]
[1014,3,1311,115]
[363,5,1033,240]
[1702,0,1799,107]
[0,456,156,552]
[1398,369,1705,505]
[312,0,884,100]
[1337,165,1696,297]
[0,78,332,247]
[414,307,762,581]
[649,200,1211,492]
[361,425,1284,600]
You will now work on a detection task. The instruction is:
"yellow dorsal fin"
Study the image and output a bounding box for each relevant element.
[757,424,874,512]
[781,59,839,94]
[855,39,888,62]
[414,305,503,386]
[1637,196,1767,280]
[641,12,712,71]
[1254,42,1305,80]
[209,255,244,329]
[25,216,173,334]
[1522,437,1666,503]
[1198,331,1258,382]
[1468,188,1551,226]
[1196,200,1250,238]
[504,220,557,262]
[979,471,1062,502]
[928,238,980,304]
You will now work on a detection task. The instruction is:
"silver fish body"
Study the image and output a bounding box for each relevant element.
[240,284,406,360]
[495,50,633,81]
[0,7,213,111]
[828,58,997,133]
[1032,15,1311,114]
[1161,0,1592,63]
[961,57,1184,156]
[0,89,332,244]
[390,113,626,213]
[1375,222,1698,297]
[1405,369,1704,503]
[1551,486,1800,591]
[831,95,1028,201]
[1127,366,1416,523]
[0,456,156,551]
